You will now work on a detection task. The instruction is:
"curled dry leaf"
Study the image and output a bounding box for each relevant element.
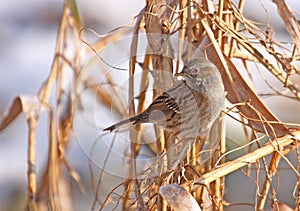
[272,201,293,211]
[159,184,202,211]
[0,95,43,131]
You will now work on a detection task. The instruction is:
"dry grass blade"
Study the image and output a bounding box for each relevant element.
[123,7,147,210]
[257,151,281,209]
[0,95,44,210]
[273,0,300,54]
[192,130,300,189]
[28,0,83,210]
[206,9,300,99]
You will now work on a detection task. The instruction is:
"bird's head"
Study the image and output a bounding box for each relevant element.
[175,58,222,91]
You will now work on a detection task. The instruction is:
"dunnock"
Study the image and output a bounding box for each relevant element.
[104,58,225,141]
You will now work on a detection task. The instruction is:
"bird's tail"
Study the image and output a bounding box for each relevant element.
[103,115,140,132]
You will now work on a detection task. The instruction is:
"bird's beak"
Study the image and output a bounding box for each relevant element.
[175,72,187,81]
[175,72,187,77]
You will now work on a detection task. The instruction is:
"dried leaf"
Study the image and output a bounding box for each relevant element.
[159,184,202,211]
[0,97,22,131]
[0,95,43,131]
[272,201,293,211]
[206,46,289,137]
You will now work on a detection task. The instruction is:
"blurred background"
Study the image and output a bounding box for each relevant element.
[0,0,300,210]
[0,0,144,210]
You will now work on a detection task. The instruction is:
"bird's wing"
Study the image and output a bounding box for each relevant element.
[132,92,179,125]
[133,81,186,125]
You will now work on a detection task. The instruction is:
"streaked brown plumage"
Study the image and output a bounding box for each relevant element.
[104,58,225,139]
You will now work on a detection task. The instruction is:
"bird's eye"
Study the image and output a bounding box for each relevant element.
[191,69,198,75]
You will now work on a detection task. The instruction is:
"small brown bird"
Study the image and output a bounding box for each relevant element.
[104,58,225,140]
